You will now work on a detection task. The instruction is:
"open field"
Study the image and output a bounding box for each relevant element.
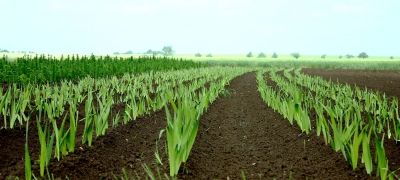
[2,53,399,62]
[175,54,400,62]
[1,55,400,179]
[3,53,400,70]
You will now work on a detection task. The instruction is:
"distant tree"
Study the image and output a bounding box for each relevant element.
[12,51,14,53]
[257,52,266,58]
[321,54,326,59]
[195,53,202,57]
[113,52,120,55]
[146,49,153,54]
[345,54,354,59]
[291,52,300,59]
[162,46,174,56]
[357,52,368,59]
[390,56,394,59]
[339,55,342,59]
[246,52,253,58]
[271,52,278,58]
[124,50,133,54]
[206,53,212,57]
[0,49,9,53]
[152,51,158,56]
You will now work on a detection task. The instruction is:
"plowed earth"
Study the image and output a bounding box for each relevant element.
[1,69,399,179]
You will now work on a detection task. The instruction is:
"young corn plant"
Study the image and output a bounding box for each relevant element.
[18,86,32,122]
[25,120,32,180]
[361,125,373,175]
[345,124,365,170]
[164,91,200,177]
[0,89,9,128]
[65,101,78,153]
[123,104,133,125]
[36,115,54,177]
[112,112,121,128]
[51,113,69,160]
[155,129,165,165]
[82,93,94,146]
[95,93,113,136]
[9,96,21,129]
[375,134,389,180]
[314,102,331,145]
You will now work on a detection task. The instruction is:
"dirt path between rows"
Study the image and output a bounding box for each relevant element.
[180,72,373,179]
[1,71,377,179]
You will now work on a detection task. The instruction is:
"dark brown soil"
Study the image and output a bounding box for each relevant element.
[301,68,400,99]
[1,70,395,179]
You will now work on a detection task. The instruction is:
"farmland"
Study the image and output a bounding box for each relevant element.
[1,54,400,179]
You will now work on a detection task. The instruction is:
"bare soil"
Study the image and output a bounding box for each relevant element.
[1,69,399,179]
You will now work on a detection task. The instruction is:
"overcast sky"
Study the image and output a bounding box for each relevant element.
[1,0,399,55]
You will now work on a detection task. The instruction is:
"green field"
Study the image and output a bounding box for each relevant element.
[2,52,400,70]
[2,53,398,61]
[174,54,399,62]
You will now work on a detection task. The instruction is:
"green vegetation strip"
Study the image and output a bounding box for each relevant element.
[0,54,207,84]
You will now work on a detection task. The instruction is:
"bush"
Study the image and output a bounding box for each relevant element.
[246,52,253,58]
[357,52,368,59]
[257,52,266,58]
[271,52,278,58]
[290,53,300,59]
[206,54,212,57]
[124,50,133,54]
[146,49,153,54]
[195,53,202,57]
[346,54,354,59]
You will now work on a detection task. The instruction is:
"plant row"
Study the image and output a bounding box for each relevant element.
[257,68,399,180]
[162,67,253,176]
[0,54,207,84]
[1,67,251,179]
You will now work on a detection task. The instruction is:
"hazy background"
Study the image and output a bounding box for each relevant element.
[1,0,399,55]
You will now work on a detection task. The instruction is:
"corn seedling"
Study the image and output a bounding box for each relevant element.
[25,120,32,180]
[362,125,373,175]
[375,134,389,179]
[82,93,94,146]
[51,113,68,160]
[155,129,165,165]
[36,115,54,177]
[0,89,9,128]
[66,103,78,153]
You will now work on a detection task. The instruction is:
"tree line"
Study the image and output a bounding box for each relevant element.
[113,46,175,56]
[242,51,395,59]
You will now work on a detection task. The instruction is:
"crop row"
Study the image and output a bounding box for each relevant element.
[0,67,253,179]
[0,54,207,84]
[257,68,400,180]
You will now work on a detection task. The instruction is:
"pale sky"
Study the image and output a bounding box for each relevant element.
[0,0,399,56]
